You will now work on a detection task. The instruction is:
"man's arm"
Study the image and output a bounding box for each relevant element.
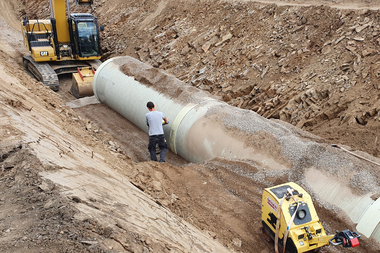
[163,116,168,124]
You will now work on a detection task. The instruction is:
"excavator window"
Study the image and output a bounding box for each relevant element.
[76,21,100,57]
[69,13,101,58]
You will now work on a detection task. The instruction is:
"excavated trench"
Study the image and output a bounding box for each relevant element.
[2,0,380,252]
[64,56,380,245]
[58,74,189,166]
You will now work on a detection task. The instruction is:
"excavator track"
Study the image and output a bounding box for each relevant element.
[23,55,59,91]
[23,56,102,92]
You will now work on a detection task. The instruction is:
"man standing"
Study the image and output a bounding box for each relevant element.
[145,101,168,162]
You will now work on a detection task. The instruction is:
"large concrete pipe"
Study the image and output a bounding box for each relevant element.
[93,56,290,170]
[93,56,380,242]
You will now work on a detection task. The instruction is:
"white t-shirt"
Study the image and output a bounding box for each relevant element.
[145,111,165,136]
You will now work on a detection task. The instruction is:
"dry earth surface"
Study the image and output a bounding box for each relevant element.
[2,0,380,252]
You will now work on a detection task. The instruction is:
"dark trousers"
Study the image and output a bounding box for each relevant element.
[148,135,167,162]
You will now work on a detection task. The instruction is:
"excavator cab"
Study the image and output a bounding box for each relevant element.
[69,14,102,59]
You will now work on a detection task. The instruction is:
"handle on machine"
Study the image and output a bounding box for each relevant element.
[329,229,360,248]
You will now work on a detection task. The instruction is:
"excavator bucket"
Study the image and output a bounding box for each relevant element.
[71,67,95,99]
[76,0,93,6]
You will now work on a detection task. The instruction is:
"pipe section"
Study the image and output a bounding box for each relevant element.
[93,56,290,169]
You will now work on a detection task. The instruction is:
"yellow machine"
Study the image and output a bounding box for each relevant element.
[21,0,102,92]
[71,67,95,98]
[261,182,360,253]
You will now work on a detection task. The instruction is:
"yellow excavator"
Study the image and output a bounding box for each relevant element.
[21,0,102,97]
